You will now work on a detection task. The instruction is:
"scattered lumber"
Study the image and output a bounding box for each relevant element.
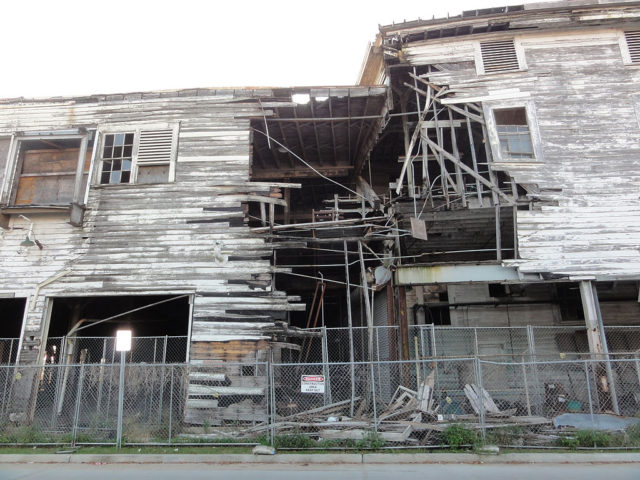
[464,384,501,415]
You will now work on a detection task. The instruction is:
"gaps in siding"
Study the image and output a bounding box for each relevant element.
[624,30,640,64]
[480,39,520,73]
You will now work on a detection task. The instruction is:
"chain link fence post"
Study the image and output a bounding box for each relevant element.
[71,364,85,447]
[269,350,276,446]
[474,357,486,440]
[583,360,595,423]
[370,361,378,433]
[168,365,174,445]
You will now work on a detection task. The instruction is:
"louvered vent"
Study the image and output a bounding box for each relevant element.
[480,39,520,73]
[625,30,640,64]
[137,129,174,163]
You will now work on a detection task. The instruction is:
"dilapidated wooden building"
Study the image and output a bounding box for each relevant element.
[351,0,640,362]
[1,0,640,423]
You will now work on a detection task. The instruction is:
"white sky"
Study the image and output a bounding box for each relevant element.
[1,0,531,99]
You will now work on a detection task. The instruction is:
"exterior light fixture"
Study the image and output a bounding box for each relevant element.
[20,235,35,247]
[115,329,132,352]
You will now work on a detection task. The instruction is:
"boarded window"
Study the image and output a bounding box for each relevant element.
[480,39,520,73]
[14,139,91,205]
[494,107,534,160]
[624,30,640,64]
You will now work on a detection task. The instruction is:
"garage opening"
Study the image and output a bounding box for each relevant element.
[46,295,190,364]
[0,298,26,363]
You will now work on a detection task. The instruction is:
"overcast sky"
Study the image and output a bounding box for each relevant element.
[2,0,531,99]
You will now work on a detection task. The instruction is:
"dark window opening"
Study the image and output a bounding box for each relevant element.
[100,133,134,184]
[0,298,25,363]
[426,305,451,326]
[489,283,508,298]
[46,295,190,363]
[555,284,584,322]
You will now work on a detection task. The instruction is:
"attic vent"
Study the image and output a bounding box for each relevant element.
[480,39,520,73]
[624,30,640,64]
[137,129,174,164]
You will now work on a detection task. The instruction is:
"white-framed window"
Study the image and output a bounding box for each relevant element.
[620,30,640,65]
[483,100,543,163]
[475,37,526,74]
[96,123,179,185]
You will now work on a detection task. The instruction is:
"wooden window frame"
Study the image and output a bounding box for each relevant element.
[0,130,92,211]
[474,37,527,75]
[95,123,179,186]
[483,99,544,164]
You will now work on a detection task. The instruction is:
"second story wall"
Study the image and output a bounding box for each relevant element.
[392,21,640,278]
[0,90,299,362]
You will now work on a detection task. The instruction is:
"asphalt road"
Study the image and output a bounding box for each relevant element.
[1,464,639,480]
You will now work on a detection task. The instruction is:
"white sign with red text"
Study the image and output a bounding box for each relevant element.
[301,374,325,393]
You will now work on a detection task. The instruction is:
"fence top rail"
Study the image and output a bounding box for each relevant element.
[46,335,189,340]
[1,361,271,369]
[479,357,639,367]
[307,324,640,332]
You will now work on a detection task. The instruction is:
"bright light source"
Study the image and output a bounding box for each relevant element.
[292,93,310,104]
[314,96,328,102]
[115,330,132,352]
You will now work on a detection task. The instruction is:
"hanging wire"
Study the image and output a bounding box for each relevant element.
[252,127,368,202]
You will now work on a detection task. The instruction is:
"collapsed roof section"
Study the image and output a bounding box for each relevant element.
[251,86,390,182]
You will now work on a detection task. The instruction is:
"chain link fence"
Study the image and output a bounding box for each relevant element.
[2,326,638,368]
[42,336,188,365]
[289,325,640,365]
[0,356,639,448]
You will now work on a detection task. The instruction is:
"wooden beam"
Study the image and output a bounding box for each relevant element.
[423,137,515,205]
[252,165,353,180]
[435,98,485,124]
[309,99,325,166]
[292,108,314,168]
[395,85,434,194]
[328,97,339,166]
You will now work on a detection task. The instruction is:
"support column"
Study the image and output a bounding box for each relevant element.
[579,280,619,414]
[398,286,411,386]
[579,281,605,356]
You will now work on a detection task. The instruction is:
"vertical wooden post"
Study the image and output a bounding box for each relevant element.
[386,282,397,361]
[398,286,411,386]
[343,241,356,416]
[358,241,374,362]
[495,204,502,261]
[579,280,619,414]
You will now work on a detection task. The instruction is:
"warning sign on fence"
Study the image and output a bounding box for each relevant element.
[301,374,325,393]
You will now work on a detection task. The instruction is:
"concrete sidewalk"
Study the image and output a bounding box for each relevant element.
[0,452,639,464]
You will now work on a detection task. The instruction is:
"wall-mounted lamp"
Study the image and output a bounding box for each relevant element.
[18,215,43,250]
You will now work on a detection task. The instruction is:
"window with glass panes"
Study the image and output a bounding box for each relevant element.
[100,132,134,184]
[493,108,534,160]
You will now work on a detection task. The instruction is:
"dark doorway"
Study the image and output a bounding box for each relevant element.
[0,298,26,363]
[46,295,190,363]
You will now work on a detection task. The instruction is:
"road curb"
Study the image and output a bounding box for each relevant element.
[1,452,639,464]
